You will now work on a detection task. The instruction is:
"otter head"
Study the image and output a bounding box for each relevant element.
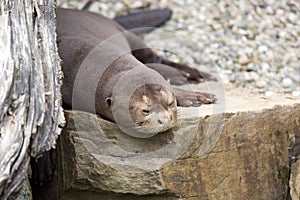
[104,83,177,138]
[128,84,177,135]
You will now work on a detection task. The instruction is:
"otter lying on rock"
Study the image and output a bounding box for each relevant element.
[56,8,217,137]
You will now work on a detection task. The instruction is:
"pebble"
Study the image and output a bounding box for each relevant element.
[244,71,259,82]
[265,91,275,97]
[246,63,257,71]
[291,73,300,82]
[258,45,268,52]
[238,56,251,65]
[292,91,300,97]
[288,13,297,23]
[282,78,293,88]
[57,0,300,97]
[256,80,266,88]
[261,62,270,72]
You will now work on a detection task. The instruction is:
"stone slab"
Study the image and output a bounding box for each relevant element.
[38,87,300,200]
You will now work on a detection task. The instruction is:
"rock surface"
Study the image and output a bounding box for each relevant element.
[289,135,300,200]
[290,159,300,199]
[37,87,300,200]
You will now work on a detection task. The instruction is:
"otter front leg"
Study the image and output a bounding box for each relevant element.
[172,87,217,107]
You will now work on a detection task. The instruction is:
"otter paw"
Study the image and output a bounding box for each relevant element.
[173,88,217,107]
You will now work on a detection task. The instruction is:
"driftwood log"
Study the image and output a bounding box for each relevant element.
[0,0,64,199]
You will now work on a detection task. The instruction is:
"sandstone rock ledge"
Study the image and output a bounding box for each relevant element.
[38,88,300,200]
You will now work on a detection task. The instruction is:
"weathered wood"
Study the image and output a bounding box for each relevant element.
[0,0,64,199]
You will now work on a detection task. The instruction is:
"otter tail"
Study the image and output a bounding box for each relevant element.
[114,8,172,32]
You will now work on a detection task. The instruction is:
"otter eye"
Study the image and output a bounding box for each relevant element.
[142,109,150,115]
[168,101,175,107]
[105,98,113,107]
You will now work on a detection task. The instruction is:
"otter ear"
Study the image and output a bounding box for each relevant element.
[105,97,113,107]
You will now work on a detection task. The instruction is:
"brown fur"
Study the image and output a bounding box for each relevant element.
[56,8,216,135]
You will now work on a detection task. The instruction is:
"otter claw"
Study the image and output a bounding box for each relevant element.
[173,87,217,107]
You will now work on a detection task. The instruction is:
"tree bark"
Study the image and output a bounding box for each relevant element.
[0,0,64,199]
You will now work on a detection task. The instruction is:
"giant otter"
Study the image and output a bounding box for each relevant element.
[56,8,216,137]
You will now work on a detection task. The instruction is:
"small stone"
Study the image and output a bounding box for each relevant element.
[261,62,270,72]
[292,91,300,97]
[238,56,251,65]
[131,1,145,8]
[246,32,255,40]
[247,63,257,71]
[256,80,266,88]
[232,26,238,33]
[279,31,287,38]
[288,13,297,23]
[114,2,125,12]
[276,9,285,16]
[266,6,274,14]
[291,73,300,82]
[282,78,293,88]
[265,91,275,97]
[258,45,268,52]
[187,25,195,31]
[198,13,206,21]
[227,59,234,65]
[238,29,248,35]
[289,62,300,69]
[212,23,222,30]
[244,71,259,82]
[245,47,253,55]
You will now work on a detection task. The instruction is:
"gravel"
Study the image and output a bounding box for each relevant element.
[58,0,300,97]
